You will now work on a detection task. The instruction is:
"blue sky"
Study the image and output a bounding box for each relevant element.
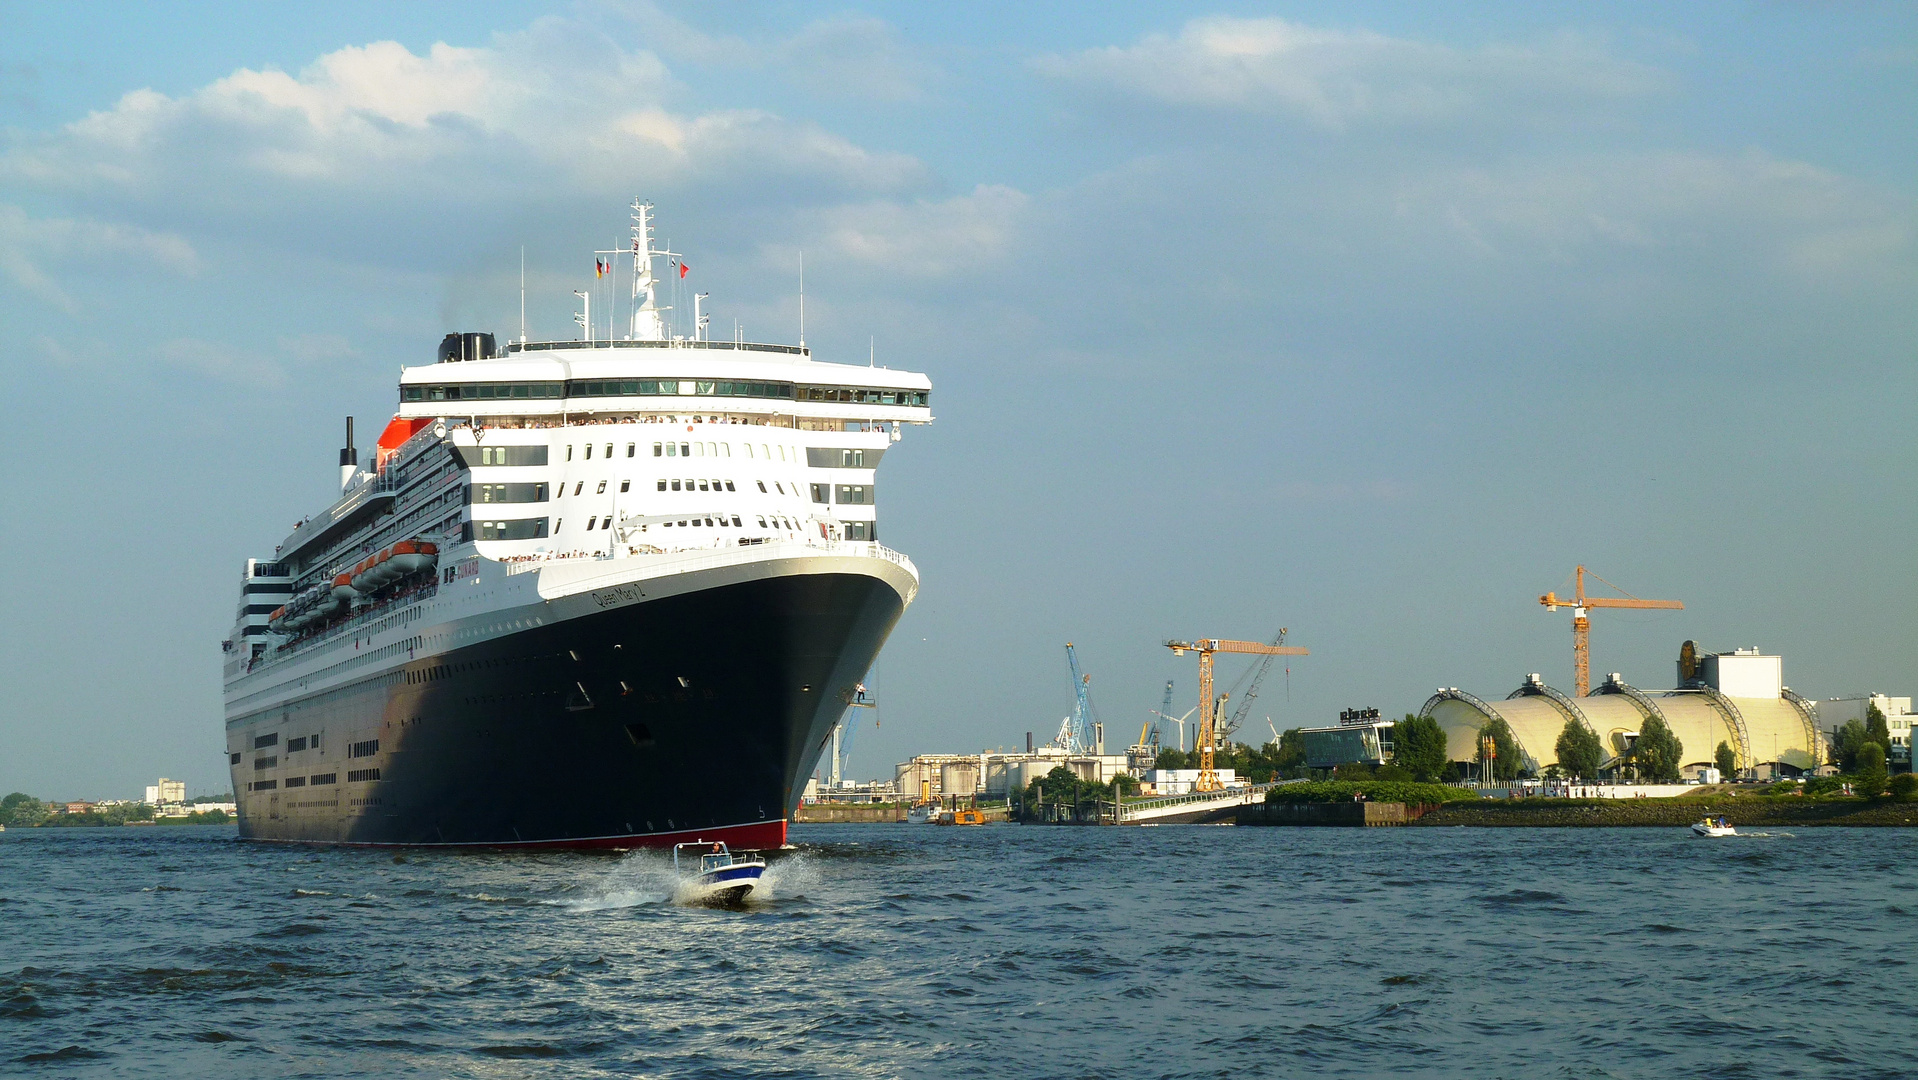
[2,2,1912,798]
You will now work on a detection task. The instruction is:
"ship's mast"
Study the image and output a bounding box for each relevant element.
[627,199,679,342]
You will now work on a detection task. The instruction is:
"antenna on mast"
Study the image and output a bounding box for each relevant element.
[519,247,526,344]
[798,250,805,349]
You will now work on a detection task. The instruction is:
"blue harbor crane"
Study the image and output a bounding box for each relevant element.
[1062,643,1101,755]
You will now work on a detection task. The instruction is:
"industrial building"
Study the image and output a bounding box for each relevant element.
[1423,643,1824,778]
[1813,694,1914,772]
[895,750,1133,800]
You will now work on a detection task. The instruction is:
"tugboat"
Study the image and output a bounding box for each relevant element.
[672,841,766,906]
[1690,815,1736,837]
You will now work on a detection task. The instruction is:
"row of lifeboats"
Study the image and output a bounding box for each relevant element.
[268,540,439,633]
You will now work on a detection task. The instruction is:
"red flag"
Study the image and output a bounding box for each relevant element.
[679,262,690,279]
[594,259,606,279]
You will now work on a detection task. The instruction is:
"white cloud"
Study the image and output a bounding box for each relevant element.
[1032,16,1665,128]
[1,19,929,233]
[0,203,197,311]
[798,185,1030,278]
[1392,150,1914,284]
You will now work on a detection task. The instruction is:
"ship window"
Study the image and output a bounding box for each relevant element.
[654,442,663,457]
[254,733,278,748]
[811,484,830,504]
[251,780,276,791]
[745,444,754,459]
[692,443,703,458]
[596,481,607,494]
[584,517,595,531]
[310,773,336,785]
[671,480,681,491]
[725,481,735,492]
[757,481,767,493]
[349,739,380,758]
[680,443,689,456]
[657,480,666,491]
[584,444,593,459]
[627,443,636,457]
[573,482,583,496]
[286,737,307,753]
[845,522,873,541]
[254,756,276,770]
[620,480,630,492]
[666,443,677,457]
[230,752,241,764]
[836,485,869,505]
[284,776,306,788]
[567,445,573,460]
[698,480,709,491]
[605,443,613,458]
[757,516,767,528]
[732,515,743,527]
[347,768,381,783]
[775,483,785,494]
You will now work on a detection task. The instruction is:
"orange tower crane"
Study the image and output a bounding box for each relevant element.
[1538,566,1683,697]
[1165,636,1309,792]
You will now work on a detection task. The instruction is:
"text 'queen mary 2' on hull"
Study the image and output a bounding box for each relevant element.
[221,200,932,849]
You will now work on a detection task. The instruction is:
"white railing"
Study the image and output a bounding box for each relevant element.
[496,538,917,580]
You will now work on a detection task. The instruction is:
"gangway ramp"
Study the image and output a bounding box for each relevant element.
[1119,781,1286,824]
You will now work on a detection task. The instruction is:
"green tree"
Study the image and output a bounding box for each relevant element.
[1481,718,1525,781]
[1831,719,1868,772]
[1109,773,1140,798]
[1634,716,1684,781]
[0,794,47,828]
[1714,741,1737,779]
[1553,717,1604,780]
[1888,773,1918,799]
[1392,714,1449,782]
[1866,703,1891,756]
[1153,747,1191,770]
[1854,742,1888,797]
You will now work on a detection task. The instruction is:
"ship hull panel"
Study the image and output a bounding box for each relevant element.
[232,570,905,848]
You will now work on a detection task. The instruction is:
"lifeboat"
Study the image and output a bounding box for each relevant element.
[351,539,438,594]
[330,572,358,603]
[382,539,438,578]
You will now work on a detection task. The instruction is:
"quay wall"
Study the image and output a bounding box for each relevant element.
[1412,797,1918,828]
[1236,802,1429,827]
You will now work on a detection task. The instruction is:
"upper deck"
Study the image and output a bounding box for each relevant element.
[397,340,931,429]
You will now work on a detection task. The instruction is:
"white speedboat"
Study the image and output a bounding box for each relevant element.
[906,802,936,825]
[1690,816,1736,837]
[672,841,766,906]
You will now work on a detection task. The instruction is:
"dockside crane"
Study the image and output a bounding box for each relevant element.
[1063,642,1101,755]
[1166,634,1309,792]
[1539,566,1684,697]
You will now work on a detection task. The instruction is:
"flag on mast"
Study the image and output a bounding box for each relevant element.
[679,261,690,279]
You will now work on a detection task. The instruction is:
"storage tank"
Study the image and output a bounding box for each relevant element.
[1423,646,1822,775]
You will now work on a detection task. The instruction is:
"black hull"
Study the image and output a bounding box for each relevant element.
[232,571,905,847]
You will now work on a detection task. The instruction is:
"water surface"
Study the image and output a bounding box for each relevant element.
[2,823,1911,1077]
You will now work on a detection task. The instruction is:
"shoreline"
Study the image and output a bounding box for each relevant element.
[1409,796,1918,828]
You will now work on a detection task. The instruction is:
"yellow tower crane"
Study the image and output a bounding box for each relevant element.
[1538,565,1684,697]
[1165,635,1309,792]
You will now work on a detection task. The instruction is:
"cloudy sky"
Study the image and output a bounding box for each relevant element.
[2,2,1912,798]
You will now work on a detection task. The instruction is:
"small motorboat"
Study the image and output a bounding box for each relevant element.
[1691,816,1736,837]
[671,841,766,906]
[936,807,986,826]
[906,802,937,825]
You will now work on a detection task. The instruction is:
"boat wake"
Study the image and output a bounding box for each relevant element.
[557,848,814,912]
[556,851,680,912]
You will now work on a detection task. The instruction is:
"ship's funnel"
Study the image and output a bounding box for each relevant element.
[339,416,358,491]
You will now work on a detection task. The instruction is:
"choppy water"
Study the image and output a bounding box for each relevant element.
[1,823,1913,1078]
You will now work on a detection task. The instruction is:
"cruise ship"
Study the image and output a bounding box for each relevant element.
[221,201,930,849]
